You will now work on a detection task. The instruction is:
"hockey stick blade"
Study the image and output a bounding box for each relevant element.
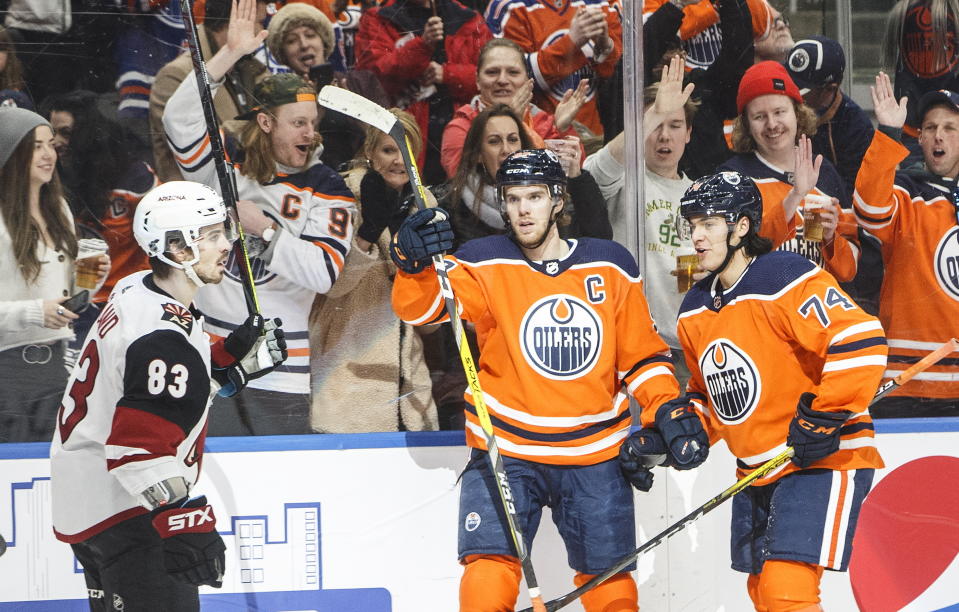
[317,86,399,136]
[521,337,959,612]
[322,87,546,612]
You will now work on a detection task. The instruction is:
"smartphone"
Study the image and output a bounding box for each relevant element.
[62,290,90,314]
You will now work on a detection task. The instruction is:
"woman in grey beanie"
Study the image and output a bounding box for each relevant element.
[0,107,87,441]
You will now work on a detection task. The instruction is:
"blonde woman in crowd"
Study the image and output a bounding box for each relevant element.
[309,108,438,433]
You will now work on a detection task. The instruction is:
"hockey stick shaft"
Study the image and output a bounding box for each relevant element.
[523,337,959,612]
[392,125,548,612]
[315,87,544,610]
[180,0,259,314]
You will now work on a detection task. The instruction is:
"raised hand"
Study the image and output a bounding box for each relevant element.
[653,54,695,118]
[792,135,823,198]
[871,71,907,129]
[555,79,589,131]
[225,0,269,58]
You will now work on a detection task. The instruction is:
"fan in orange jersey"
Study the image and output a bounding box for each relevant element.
[853,72,959,417]
[642,0,772,69]
[391,149,682,612]
[484,0,621,138]
[630,170,886,611]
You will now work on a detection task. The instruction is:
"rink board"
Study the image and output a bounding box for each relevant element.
[0,420,958,612]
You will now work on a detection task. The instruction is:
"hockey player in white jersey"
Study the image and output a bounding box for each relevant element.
[162,0,356,435]
[50,181,287,611]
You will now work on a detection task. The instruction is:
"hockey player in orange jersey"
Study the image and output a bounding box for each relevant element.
[621,171,886,611]
[391,149,682,611]
[854,72,959,416]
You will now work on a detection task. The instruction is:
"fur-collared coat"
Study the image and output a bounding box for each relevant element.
[308,166,438,433]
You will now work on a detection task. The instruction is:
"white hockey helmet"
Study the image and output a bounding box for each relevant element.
[134,181,237,285]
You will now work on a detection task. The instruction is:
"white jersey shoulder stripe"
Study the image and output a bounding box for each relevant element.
[822,355,887,373]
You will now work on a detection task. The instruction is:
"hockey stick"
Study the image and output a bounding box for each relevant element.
[317,86,548,612]
[179,0,259,315]
[520,337,959,612]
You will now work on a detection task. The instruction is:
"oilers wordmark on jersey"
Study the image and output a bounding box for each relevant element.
[393,236,679,466]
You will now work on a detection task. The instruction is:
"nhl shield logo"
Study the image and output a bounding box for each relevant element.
[934,227,959,301]
[520,294,602,380]
[699,339,761,424]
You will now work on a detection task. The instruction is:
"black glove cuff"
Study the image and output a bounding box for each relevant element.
[357,220,388,244]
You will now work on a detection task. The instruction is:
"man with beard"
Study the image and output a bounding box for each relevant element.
[391,149,683,612]
[163,0,355,435]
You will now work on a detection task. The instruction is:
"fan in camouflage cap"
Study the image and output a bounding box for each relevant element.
[235,73,317,120]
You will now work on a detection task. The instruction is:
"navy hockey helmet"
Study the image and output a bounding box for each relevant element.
[496,149,567,208]
[677,171,762,239]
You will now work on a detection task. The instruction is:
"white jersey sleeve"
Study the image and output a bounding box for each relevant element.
[161,72,220,185]
[50,272,214,542]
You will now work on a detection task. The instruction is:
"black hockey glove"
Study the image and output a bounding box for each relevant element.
[357,169,408,243]
[618,428,669,492]
[655,397,709,470]
[151,496,226,588]
[215,313,265,368]
[787,392,851,468]
[389,208,454,274]
[214,318,288,397]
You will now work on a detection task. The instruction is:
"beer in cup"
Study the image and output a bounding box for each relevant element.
[676,247,699,293]
[802,193,831,243]
[75,238,108,289]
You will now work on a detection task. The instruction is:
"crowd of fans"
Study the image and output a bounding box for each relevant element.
[1,0,958,442]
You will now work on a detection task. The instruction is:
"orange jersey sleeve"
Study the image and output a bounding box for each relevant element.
[677,251,885,485]
[853,129,959,399]
[642,0,770,41]
[393,236,679,465]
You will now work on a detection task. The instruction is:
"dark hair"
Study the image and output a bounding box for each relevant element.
[450,104,533,216]
[148,256,175,279]
[0,127,76,282]
[741,218,773,256]
[204,0,233,33]
[0,26,25,91]
[41,90,136,226]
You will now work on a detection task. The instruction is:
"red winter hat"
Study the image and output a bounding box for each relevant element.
[736,61,803,114]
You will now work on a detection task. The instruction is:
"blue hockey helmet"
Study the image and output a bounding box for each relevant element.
[677,171,763,239]
[496,149,567,208]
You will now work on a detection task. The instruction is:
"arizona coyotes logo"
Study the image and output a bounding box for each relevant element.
[934,227,959,301]
[699,339,761,424]
[161,303,194,333]
[520,294,602,380]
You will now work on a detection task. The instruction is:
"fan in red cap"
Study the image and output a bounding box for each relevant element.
[719,61,871,314]
[736,61,803,114]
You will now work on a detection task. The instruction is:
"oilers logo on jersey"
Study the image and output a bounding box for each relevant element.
[699,339,761,424]
[934,227,959,301]
[224,248,276,285]
[520,294,602,380]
